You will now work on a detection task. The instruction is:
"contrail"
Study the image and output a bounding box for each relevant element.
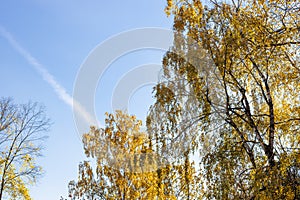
[0,25,98,127]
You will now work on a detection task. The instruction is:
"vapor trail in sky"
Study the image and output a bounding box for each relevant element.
[0,25,98,128]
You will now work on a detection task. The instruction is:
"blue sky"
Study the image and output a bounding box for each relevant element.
[0,1,172,199]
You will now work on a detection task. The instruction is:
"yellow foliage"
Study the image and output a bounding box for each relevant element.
[148,0,300,199]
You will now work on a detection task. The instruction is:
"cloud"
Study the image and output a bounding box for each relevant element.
[0,25,98,127]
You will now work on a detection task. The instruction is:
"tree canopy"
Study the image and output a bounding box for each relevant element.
[148,0,300,199]
[0,97,50,200]
[68,111,200,199]
[67,0,299,199]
